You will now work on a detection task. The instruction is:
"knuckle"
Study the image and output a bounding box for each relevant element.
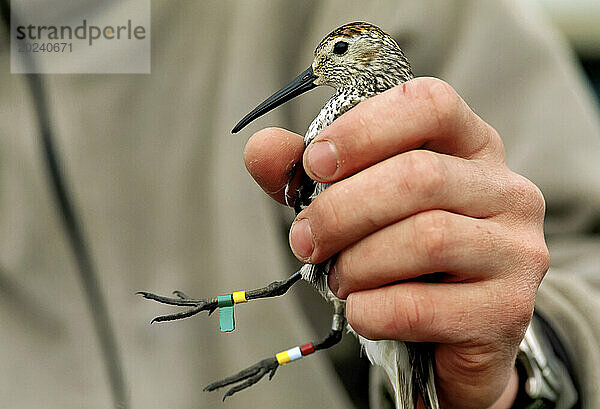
[514,298,536,332]
[529,181,547,219]
[478,125,505,162]
[503,174,550,280]
[537,243,551,276]
[501,292,535,344]
[411,210,449,266]
[413,77,462,135]
[400,150,445,197]
[524,240,551,281]
[506,174,546,219]
[488,280,535,343]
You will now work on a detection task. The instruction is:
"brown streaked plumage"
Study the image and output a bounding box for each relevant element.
[317,21,387,44]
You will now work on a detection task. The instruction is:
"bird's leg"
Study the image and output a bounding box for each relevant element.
[137,270,303,324]
[204,300,346,400]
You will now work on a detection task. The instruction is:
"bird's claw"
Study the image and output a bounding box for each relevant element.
[136,290,218,323]
[172,290,189,299]
[203,357,279,400]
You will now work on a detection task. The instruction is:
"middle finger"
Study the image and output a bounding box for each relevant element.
[289,150,509,263]
[331,210,511,299]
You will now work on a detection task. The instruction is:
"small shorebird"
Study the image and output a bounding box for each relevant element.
[140,22,439,409]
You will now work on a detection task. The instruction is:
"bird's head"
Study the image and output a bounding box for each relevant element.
[311,22,412,90]
[232,22,412,133]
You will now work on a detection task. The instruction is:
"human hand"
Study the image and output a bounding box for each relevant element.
[244,77,549,409]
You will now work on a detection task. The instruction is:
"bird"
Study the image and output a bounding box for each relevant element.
[139,21,440,408]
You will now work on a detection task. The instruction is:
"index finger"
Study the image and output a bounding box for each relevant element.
[303,77,505,183]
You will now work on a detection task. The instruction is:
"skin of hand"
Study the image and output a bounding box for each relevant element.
[243,77,549,409]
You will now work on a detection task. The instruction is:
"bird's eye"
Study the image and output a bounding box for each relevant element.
[333,41,349,55]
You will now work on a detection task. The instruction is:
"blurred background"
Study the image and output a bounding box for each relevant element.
[534,0,600,98]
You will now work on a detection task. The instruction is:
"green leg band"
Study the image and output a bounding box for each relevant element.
[217,294,235,332]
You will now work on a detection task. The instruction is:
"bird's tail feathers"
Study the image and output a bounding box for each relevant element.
[360,338,440,409]
[361,338,415,408]
[408,343,440,409]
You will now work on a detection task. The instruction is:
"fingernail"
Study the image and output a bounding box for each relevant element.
[306,140,339,179]
[328,264,339,295]
[289,218,314,261]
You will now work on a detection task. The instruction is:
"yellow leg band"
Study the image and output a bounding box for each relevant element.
[232,291,247,304]
[276,351,291,365]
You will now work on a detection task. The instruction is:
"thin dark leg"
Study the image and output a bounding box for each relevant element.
[204,300,346,400]
[137,271,303,323]
[245,270,302,299]
[314,300,346,351]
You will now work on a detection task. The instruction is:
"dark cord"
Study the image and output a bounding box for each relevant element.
[0,2,128,408]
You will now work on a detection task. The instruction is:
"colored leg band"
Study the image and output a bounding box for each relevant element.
[276,344,314,365]
[217,294,235,332]
[300,343,315,356]
[232,291,247,304]
[276,351,290,365]
[287,346,302,361]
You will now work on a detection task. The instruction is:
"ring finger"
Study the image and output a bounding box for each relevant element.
[331,210,515,299]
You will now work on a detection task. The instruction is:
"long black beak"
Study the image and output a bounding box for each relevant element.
[232,66,318,133]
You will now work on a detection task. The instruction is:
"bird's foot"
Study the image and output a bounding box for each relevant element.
[204,357,279,401]
[136,290,217,323]
[204,341,317,399]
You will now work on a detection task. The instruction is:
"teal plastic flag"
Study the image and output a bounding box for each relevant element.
[217,294,235,332]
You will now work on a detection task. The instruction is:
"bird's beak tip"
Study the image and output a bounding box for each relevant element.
[231,66,318,134]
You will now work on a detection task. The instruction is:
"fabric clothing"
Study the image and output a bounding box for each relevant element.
[0,0,598,408]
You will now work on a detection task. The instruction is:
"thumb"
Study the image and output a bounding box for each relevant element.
[244,127,305,205]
